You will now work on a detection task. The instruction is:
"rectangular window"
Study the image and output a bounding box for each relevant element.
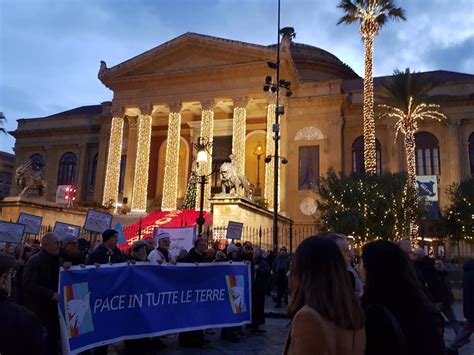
[424,149,432,175]
[299,146,319,190]
[416,149,424,175]
[433,148,440,175]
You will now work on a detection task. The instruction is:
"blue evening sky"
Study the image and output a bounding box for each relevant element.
[1,0,473,153]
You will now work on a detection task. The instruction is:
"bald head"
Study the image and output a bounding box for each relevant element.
[41,232,61,256]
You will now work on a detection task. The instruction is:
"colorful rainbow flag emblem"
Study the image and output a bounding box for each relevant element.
[63,282,94,338]
[225,275,247,314]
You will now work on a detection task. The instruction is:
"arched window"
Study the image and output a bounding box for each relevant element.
[352,136,382,175]
[57,152,77,185]
[415,132,440,176]
[469,133,474,177]
[29,154,44,172]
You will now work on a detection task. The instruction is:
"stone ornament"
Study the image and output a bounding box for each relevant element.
[300,197,318,216]
[295,126,325,141]
[218,156,251,199]
[15,160,49,198]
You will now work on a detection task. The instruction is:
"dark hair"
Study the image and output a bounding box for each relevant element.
[287,235,364,330]
[194,238,206,247]
[0,251,16,276]
[361,240,430,312]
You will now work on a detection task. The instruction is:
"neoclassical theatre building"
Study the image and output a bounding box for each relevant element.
[10,32,474,229]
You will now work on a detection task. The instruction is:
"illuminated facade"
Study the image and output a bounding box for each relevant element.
[9,33,474,229]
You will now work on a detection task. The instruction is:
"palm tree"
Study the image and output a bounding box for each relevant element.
[0,112,6,134]
[378,68,446,242]
[337,0,406,175]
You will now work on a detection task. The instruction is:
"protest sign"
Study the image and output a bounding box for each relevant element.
[154,226,196,256]
[59,262,251,354]
[226,221,244,240]
[0,221,26,244]
[83,209,112,234]
[17,213,43,235]
[54,222,81,240]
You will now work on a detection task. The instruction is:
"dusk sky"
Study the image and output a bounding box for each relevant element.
[1,0,473,153]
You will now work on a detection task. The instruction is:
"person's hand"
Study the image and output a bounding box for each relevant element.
[129,260,136,265]
[63,262,72,270]
[171,260,177,265]
[94,263,101,268]
[52,293,59,302]
[157,260,163,265]
[79,264,86,268]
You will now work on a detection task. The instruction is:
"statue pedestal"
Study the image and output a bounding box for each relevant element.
[0,196,87,228]
[210,195,291,231]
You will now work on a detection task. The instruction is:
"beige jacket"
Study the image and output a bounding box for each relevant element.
[283,305,365,355]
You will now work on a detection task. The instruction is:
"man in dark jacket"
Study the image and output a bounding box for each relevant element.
[60,235,85,266]
[447,258,474,355]
[428,258,460,333]
[179,238,210,347]
[0,251,44,355]
[86,229,126,265]
[23,232,61,355]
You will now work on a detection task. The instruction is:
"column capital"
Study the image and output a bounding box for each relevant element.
[168,101,183,113]
[232,97,249,109]
[448,118,461,128]
[200,99,216,111]
[329,116,344,127]
[111,105,125,117]
[139,105,153,116]
[266,93,277,105]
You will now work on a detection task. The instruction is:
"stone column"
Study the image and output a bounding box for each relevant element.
[264,95,278,211]
[232,97,248,176]
[197,99,215,211]
[123,116,138,206]
[161,102,183,211]
[102,111,124,206]
[131,106,153,212]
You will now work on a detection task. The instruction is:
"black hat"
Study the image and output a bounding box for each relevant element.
[102,229,118,243]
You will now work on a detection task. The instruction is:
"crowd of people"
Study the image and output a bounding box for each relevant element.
[0,229,472,355]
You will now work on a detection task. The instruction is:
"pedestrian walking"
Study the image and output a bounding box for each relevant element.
[361,240,445,355]
[251,247,270,334]
[273,246,290,308]
[284,235,365,355]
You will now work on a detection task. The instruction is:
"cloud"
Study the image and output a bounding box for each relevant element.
[1,0,472,154]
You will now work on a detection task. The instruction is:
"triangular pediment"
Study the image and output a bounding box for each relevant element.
[100,33,275,81]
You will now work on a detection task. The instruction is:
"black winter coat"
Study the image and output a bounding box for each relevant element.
[463,258,474,320]
[22,250,60,328]
[0,288,45,355]
[428,270,454,304]
[86,244,126,265]
[185,248,207,263]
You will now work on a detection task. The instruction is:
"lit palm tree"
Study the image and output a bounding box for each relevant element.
[0,112,6,134]
[378,68,447,241]
[337,0,406,175]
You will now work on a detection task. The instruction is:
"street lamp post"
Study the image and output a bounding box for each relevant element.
[254,142,264,197]
[262,0,294,253]
[194,137,213,238]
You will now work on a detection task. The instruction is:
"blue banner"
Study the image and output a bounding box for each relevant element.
[58,262,251,353]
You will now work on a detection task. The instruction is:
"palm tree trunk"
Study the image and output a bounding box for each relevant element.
[405,131,419,243]
[363,36,377,175]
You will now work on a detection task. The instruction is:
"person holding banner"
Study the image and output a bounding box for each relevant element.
[23,232,62,355]
[60,235,85,267]
[148,232,176,264]
[0,251,45,355]
[86,229,126,265]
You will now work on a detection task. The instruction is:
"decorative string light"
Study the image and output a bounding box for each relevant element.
[196,103,214,211]
[380,96,446,243]
[161,109,182,211]
[102,116,124,206]
[337,0,406,175]
[131,113,152,212]
[264,103,277,210]
[232,102,247,175]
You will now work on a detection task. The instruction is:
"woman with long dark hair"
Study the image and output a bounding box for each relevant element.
[284,235,365,355]
[361,240,445,355]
